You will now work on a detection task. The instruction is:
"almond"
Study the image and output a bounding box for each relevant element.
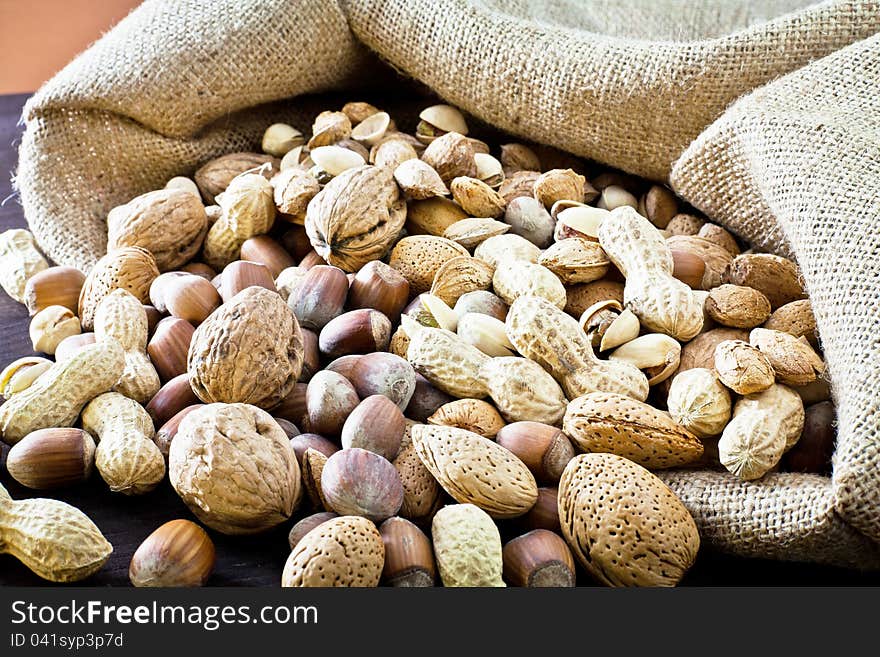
[389,235,469,294]
[558,453,699,586]
[427,399,506,439]
[563,392,704,469]
[429,256,494,307]
[706,284,771,328]
[724,253,806,309]
[282,515,384,587]
[411,425,538,519]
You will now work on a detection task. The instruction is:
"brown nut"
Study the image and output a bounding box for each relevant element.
[305,371,359,438]
[129,519,215,587]
[155,404,204,457]
[404,373,454,422]
[298,329,320,383]
[564,279,625,318]
[323,354,363,381]
[517,486,561,534]
[147,317,195,382]
[180,262,216,280]
[188,287,304,409]
[162,274,222,325]
[389,235,469,295]
[349,352,416,411]
[450,176,506,218]
[219,260,277,302]
[783,401,835,475]
[666,213,705,236]
[301,448,330,510]
[420,132,477,184]
[670,248,707,289]
[533,169,585,209]
[640,185,678,229]
[379,516,436,587]
[341,395,405,460]
[145,373,201,428]
[6,428,95,490]
[318,309,392,358]
[502,529,576,587]
[24,266,86,316]
[169,403,301,534]
[290,433,340,466]
[194,152,279,204]
[287,264,349,330]
[749,328,824,386]
[287,512,339,550]
[272,167,320,223]
[320,448,404,522]
[54,333,97,364]
[698,223,740,256]
[240,236,296,278]
[428,399,506,439]
[347,260,410,320]
[143,305,162,335]
[274,417,300,439]
[706,284,772,328]
[298,250,326,271]
[763,299,819,348]
[107,189,209,271]
[453,290,508,322]
[724,253,806,309]
[495,422,576,484]
[270,382,308,427]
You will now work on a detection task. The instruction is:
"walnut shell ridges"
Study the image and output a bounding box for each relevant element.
[188,286,304,409]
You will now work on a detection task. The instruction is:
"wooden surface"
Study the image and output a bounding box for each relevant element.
[1,92,877,587]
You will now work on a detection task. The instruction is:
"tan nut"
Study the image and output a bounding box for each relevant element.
[29,305,81,355]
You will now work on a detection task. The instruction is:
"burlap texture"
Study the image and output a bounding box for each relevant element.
[14,0,880,568]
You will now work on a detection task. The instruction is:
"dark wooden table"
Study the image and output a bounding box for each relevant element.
[0,92,876,586]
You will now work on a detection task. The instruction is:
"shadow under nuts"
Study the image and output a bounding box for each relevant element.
[188,286,304,409]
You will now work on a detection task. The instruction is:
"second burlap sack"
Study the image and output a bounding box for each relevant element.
[15,0,880,567]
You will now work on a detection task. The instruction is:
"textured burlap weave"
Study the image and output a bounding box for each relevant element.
[14,0,880,568]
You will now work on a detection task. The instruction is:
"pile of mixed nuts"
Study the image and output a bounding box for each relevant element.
[0,102,834,587]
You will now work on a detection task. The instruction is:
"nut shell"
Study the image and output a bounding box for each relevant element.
[428,399,506,439]
[6,428,95,490]
[78,247,159,331]
[169,403,301,534]
[305,165,406,273]
[320,448,404,522]
[412,424,537,519]
[390,235,469,295]
[724,253,806,309]
[188,286,304,409]
[282,515,384,587]
[431,503,504,587]
[502,529,576,587]
[194,152,279,204]
[129,519,215,587]
[706,284,771,328]
[558,453,699,586]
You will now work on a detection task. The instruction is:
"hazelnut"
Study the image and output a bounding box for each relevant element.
[6,428,95,490]
[640,185,678,229]
[305,371,359,438]
[318,309,392,358]
[287,264,349,330]
[274,417,301,439]
[270,382,308,427]
[347,260,410,321]
[298,250,327,270]
[24,266,86,315]
[670,248,707,289]
[502,529,576,587]
[147,317,195,382]
[288,512,338,550]
[495,422,576,483]
[320,448,404,522]
[404,373,454,422]
[143,304,162,336]
[240,235,296,278]
[145,373,201,427]
[162,274,221,324]
[155,404,204,457]
[783,401,835,475]
[323,354,363,380]
[290,433,340,466]
[280,225,314,260]
[349,352,416,410]
[379,517,436,587]
[180,262,216,280]
[298,329,320,383]
[219,260,276,302]
[516,486,561,534]
[129,519,215,587]
[29,305,81,355]
[341,395,406,460]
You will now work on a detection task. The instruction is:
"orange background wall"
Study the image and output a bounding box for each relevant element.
[0,0,142,94]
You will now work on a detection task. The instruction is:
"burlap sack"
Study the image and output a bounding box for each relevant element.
[14,0,880,568]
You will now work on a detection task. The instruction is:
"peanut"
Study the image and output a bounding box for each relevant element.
[0,340,124,445]
[718,384,804,480]
[82,392,166,495]
[0,482,112,582]
[598,207,703,340]
[94,289,161,403]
